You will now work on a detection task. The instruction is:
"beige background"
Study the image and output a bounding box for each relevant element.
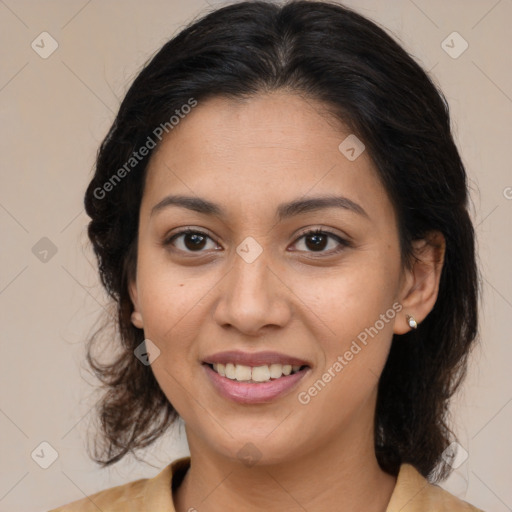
[0,0,511,510]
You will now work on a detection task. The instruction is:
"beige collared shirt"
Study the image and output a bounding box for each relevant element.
[48,456,484,511]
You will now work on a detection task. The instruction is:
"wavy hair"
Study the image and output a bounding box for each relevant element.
[83,0,479,482]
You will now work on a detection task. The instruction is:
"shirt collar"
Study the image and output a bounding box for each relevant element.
[385,463,433,511]
[142,457,452,512]
[143,456,190,511]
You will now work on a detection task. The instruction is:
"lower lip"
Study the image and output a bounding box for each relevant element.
[202,364,310,404]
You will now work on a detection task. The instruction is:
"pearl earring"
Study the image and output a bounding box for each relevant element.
[406,314,418,329]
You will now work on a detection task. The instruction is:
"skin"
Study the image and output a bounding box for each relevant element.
[129,92,445,512]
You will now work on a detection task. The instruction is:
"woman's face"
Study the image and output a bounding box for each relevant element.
[130,92,416,464]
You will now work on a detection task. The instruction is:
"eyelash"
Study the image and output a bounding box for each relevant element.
[163,227,350,257]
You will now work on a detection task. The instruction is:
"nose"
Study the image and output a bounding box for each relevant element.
[212,251,292,337]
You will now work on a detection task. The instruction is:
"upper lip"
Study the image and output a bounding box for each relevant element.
[202,350,311,368]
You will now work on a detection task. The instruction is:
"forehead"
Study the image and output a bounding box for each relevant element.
[150,92,349,167]
[142,92,394,226]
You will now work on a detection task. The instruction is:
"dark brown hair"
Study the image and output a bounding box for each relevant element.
[84,0,480,482]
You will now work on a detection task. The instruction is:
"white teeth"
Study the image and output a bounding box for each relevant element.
[216,363,226,377]
[269,363,283,379]
[252,365,270,382]
[225,363,236,379]
[212,362,304,382]
[235,364,252,381]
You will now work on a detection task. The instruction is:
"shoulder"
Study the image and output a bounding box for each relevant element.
[386,464,485,512]
[47,475,149,512]
[47,457,190,512]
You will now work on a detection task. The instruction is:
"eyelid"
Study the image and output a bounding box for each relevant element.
[294,225,350,242]
[163,226,351,255]
[163,227,219,251]
[290,227,351,254]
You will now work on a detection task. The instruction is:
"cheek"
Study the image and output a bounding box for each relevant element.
[139,279,202,354]
[134,254,199,364]
[136,244,203,328]
[290,255,399,402]
[136,266,206,415]
[292,257,399,336]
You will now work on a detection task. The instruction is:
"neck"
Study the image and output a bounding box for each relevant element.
[173,411,397,512]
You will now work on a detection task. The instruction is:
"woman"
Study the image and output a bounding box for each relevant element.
[50,1,483,510]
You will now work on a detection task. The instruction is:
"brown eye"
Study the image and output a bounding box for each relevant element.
[163,227,349,256]
[165,229,219,253]
[304,232,329,251]
[292,228,349,255]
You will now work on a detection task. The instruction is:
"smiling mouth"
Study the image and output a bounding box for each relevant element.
[204,362,309,383]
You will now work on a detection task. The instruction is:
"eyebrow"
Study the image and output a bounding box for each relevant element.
[150,194,369,221]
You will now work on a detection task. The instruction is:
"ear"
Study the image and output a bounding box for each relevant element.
[129,279,144,329]
[394,230,446,334]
